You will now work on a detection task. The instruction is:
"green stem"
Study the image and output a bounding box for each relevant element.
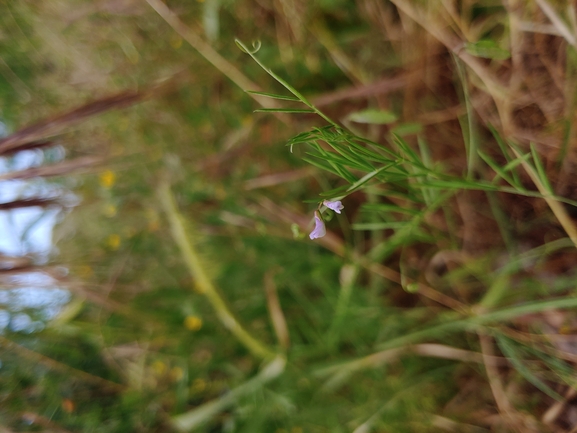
[158,180,277,361]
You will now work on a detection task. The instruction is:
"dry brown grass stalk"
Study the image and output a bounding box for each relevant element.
[0,156,106,181]
[0,91,143,155]
[0,198,62,210]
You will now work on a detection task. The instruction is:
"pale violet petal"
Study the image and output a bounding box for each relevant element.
[309,212,326,240]
[323,200,344,214]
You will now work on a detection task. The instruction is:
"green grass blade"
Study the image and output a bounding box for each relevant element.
[477,150,517,186]
[455,57,479,177]
[246,90,301,101]
[490,125,523,186]
[530,142,554,194]
[344,165,391,194]
[502,152,531,173]
[254,108,316,114]
[495,335,563,401]
[375,297,577,352]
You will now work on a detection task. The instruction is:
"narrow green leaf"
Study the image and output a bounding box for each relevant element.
[347,109,398,125]
[495,336,563,401]
[416,137,438,205]
[236,38,339,127]
[329,161,357,183]
[307,149,368,172]
[235,39,310,104]
[254,108,316,114]
[390,122,423,136]
[478,150,517,186]
[524,345,576,387]
[455,58,479,177]
[340,136,395,163]
[305,149,357,182]
[302,156,342,177]
[465,40,511,60]
[502,152,531,172]
[347,133,400,160]
[422,179,500,191]
[318,184,352,198]
[392,135,426,168]
[490,125,523,187]
[246,90,301,101]
[345,165,391,194]
[330,144,376,171]
[530,143,554,194]
[374,297,577,353]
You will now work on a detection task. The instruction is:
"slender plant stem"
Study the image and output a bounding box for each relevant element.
[158,180,277,361]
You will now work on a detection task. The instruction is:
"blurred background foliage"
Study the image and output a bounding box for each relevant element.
[2,0,577,432]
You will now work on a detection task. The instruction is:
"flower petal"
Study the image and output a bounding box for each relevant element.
[323,200,344,214]
[309,212,327,239]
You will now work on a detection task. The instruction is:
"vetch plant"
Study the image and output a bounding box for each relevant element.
[233,37,577,432]
[309,200,344,240]
[236,39,577,252]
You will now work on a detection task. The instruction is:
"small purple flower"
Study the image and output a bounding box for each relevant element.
[309,211,326,240]
[323,200,344,214]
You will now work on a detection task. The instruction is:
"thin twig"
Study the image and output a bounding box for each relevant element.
[535,0,577,47]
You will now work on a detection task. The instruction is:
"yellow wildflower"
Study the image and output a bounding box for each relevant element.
[184,315,202,331]
[107,234,121,250]
[99,170,116,188]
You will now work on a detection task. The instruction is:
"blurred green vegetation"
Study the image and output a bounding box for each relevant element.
[2,0,577,432]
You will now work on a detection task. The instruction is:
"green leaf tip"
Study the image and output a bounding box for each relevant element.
[235,38,261,54]
[246,90,301,101]
[254,108,315,114]
[347,108,398,125]
[464,40,511,60]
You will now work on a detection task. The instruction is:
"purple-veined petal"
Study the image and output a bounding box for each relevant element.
[309,212,327,240]
[323,200,344,214]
